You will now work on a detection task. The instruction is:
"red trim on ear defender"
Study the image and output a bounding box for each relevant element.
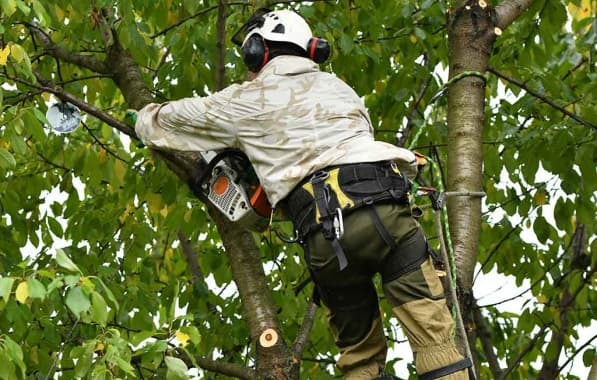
[261,41,270,69]
[309,37,318,60]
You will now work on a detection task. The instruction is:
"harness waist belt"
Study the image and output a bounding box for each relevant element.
[283,161,410,238]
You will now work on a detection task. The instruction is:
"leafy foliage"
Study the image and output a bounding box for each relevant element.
[0,0,595,379]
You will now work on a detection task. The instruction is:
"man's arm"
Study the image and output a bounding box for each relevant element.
[135,94,238,152]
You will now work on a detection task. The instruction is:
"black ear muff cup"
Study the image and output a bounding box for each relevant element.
[242,34,269,72]
[307,37,331,64]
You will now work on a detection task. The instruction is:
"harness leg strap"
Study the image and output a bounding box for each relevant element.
[367,206,398,252]
[418,358,473,380]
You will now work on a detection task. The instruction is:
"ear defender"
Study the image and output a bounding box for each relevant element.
[242,34,269,73]
[306,37,331,64]
[242,34,270,72]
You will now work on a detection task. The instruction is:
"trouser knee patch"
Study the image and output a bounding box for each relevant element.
[380,230,428,283]
[317,281,378,312]
[317,283,380,348]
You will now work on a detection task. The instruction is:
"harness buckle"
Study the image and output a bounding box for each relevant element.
[333,208,344,239]
[311,170,329,184]
[390,161,401,174]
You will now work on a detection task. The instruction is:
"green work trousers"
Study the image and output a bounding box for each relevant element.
[304,202,469,380]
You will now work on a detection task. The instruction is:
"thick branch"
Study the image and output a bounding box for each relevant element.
[216,0,228,91]
[472,302,504,379]
[494,0,536,30]
[489,67,597,131]
[177,348,259,380]
[27,23,110,74]
[398,54,433,147]
[292,302,317,359]
[206,207,291,377]
[177,230,205,283]
[3,72,136,138]
[106,40,154,110]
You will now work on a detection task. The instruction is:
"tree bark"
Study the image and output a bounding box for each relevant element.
[447,0,535,362]
[447,0,497,360]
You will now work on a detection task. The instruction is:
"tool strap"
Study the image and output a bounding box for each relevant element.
[311,171,348,270]
[418,358,473,380]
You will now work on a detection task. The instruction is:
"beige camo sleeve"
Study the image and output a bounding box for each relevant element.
[135,94,239,152]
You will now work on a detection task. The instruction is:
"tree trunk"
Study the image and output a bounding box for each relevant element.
[447,0,496,358]
[447,0,535,362]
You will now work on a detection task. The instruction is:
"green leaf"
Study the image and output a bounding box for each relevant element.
[9,44,26,63]
[0,351,17,380]
[0,0,17,17]
[3,335,25,378]
[47,217,64,237]
[90,363,109,380]
[90,291,108,326]
[133,339,168,355]
[55,249,82,274]
[165,356,189,380]
[72,340,96,378]
[0,149,16,170]
[0,278,15,301]
[583,348,595,367]
[45,277,63,295]
[66,287,91,318]
[26,277,46,300]
[92,277,119,310]
[31,0,50,27]
[115,357,136,377]
[533,216,551,244]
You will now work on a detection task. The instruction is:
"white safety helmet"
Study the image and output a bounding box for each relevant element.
[232,8,331,72]
[243,10,313,51]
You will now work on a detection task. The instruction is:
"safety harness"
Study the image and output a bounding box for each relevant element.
[283,161,410,270]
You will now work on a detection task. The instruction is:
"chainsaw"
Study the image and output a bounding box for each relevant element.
[195,149,272,231]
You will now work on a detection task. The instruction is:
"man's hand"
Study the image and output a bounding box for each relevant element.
[124,109,138,127]
[124,109,146,148]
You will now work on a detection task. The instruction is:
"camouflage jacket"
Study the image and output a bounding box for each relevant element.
[135,55,416,206]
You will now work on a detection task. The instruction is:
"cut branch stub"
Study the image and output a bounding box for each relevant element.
[259,328,279,348]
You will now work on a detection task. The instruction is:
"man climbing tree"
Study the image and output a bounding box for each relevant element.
[1,1,594,380]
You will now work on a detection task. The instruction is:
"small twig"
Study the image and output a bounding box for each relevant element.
[558,334,597,374]
[473,225,520,284]
[44,320,80,380]
[81,121,131,164]
[398,54,434,147]
[473,299,504,378]
[292,301,317,360]
[489,67,597,131]
[56,74,113,86]
[152,47,171,81]
[499,324,549,380]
